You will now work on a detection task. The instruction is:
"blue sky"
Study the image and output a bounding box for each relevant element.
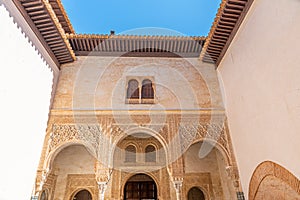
[61,0,221,36]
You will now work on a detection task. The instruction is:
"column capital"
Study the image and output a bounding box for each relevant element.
[97,181,108,194]
[172,177,183,190]
[97,182,108,200]
[172,177,183,200]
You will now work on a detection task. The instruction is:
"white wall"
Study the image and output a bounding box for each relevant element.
[217,0,300,198]
[0,5,53,199]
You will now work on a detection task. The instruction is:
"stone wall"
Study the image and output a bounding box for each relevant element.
[35,54,241,199]
[52,56,223,111]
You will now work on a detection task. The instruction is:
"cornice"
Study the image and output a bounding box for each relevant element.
[67,33,206,41]
[67,33,206,57]
[49,109,226,117]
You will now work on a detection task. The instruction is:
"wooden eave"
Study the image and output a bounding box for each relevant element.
[12,0,75,67]
[67,34,206,58]
[48,0,74,34]
[9,0,255,66]
[200,0,255,66]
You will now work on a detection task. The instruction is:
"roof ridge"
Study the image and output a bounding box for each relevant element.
[66,33,206,40]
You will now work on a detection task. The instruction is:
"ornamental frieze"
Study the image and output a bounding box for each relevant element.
[49,124,101,154]
[47,119,229,163]
[177,121,227,151]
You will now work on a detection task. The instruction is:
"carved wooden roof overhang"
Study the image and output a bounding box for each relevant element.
[48,0,74,34]
[67,34,206,58]
[201,0,255,66]
[9,0,256,66]
[12,0,75,67]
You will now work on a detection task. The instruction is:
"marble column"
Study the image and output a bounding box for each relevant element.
[173,178,183,200]
[98,182,107,200]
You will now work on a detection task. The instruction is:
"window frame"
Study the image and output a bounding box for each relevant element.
[124,144,137,163]
[145,144,156,163]
[127,79,140,99]
[125,76,155,104]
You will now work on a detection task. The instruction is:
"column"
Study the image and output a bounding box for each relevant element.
[226,165,244,200]
[95,161,113,200]
[98,182,107,200]
[173,177,183,200]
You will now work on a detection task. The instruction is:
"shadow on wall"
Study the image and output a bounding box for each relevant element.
[249,161,300,200]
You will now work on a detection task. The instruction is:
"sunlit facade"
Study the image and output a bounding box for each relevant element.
[1,0,300,199]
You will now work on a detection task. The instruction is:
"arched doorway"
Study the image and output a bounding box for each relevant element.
[72,189,92,200]
[188,187,205,200]
[124,174,157,200]
[184,141,236,199]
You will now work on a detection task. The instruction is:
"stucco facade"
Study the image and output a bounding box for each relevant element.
[1,0,300,199]
[35,56,240,200]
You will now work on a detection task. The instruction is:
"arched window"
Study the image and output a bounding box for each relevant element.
[188,187,205,200]
[40,190,48,200]
[127,79,139,99]
[125,145,136,163]
[73,189,92,200]
[141,79,154,99]
[145,145,156,162]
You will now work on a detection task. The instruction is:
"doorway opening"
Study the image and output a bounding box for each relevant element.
[124,173,157,200]
[72,189,92,200]
[188,187,205,200]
